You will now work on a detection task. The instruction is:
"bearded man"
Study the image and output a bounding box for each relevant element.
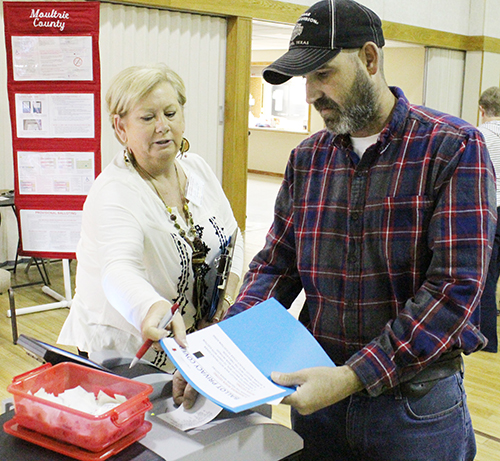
[176,1,497,460]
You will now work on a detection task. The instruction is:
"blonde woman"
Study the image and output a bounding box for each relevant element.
[58,64,243,369]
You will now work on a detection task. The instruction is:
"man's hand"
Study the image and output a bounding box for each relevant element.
[271,365,364,415]
[172,370,199,409]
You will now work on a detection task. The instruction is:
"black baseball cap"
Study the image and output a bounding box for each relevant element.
[263,0,385,85]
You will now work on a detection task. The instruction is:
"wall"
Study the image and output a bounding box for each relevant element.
[248,129,308,175]
[249,40,427,176]
[0,1,12,192]
[462,0,500,125]
[277,0,499,39]
[248,108,324,175]
[384,46,425,105]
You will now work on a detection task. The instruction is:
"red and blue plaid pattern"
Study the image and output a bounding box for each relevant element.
[230,87,496,396]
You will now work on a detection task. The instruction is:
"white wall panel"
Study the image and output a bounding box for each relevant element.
[99,3,227,177]
[0,1,13,191]
[462,51,483,125]
[484,0,500,39]
[0,1,19,263]
[462,51,500,126]
[468,0,487,36]
[423,47,466,118]
[481,51,500,89]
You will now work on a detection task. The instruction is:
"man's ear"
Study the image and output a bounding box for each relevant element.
[360,42,380,76]
[479,106,487,123]
[113,114,127,144]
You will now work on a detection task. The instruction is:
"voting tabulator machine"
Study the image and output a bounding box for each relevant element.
[2,336,303,461]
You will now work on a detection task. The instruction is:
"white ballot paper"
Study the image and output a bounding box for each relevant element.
[161,298,335,413]
[155,395,222,432]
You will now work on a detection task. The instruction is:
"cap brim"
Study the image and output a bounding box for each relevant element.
[263,47,341,85]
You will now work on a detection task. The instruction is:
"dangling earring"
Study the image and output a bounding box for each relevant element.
[124,146,137,164]
[180,137,190,154]
[123,146,131,163]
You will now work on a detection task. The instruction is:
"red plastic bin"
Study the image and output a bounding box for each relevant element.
[7,362,153,452]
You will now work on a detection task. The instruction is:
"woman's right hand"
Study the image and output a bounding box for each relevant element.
[141,300,188,348]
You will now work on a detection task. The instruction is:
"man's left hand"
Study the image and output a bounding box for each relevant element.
[271,365,364,415]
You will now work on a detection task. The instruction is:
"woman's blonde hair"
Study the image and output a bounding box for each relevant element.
[105,63,187,129]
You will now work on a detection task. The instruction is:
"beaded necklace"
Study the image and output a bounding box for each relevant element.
[124,149,209,323]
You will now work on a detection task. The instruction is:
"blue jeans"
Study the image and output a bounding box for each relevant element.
[291,372,476,461]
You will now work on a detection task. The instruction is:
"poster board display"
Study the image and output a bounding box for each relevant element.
[3,2,101,260]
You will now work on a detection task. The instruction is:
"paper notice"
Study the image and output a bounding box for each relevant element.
[15,93,95,138]
[17,151,94,195]
[20,209,82,253]
[12,36,93,81]
[162,325,289,412]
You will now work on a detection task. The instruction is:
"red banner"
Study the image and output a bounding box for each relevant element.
[3,2,101,259]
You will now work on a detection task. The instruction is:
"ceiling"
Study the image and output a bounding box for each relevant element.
[251,20,422,51]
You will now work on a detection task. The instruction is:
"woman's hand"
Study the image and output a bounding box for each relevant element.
[271,365,364,415]
[172,370,199,409]
[141,300,187,348]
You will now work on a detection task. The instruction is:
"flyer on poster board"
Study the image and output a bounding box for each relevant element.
[17,151,94,195]
[15,93,95,138]
[20,209,82,253]
[11,36,93,81]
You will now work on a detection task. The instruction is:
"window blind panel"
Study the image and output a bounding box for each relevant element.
[423,47,466,118]
[99,3,227,177]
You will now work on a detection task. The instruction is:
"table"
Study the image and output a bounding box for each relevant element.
[0,190,15,227]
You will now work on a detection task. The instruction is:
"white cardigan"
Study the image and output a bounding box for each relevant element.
[58,151,243,353]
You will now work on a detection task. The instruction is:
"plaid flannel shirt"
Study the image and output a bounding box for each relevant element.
[230,87,497,396]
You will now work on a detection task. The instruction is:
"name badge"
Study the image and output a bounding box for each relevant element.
[186,172,204,207]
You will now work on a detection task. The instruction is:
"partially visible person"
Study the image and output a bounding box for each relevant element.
[174,1,497,460]
[478,86,500,352]
[58,63,243,368]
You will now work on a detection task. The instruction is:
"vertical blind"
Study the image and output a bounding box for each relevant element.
[423,47,466,118]
[99,3,227,175]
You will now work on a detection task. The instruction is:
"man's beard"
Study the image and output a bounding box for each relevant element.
[314,66,380,135]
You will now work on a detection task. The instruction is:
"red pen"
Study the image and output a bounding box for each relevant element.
[129,302,180,368]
